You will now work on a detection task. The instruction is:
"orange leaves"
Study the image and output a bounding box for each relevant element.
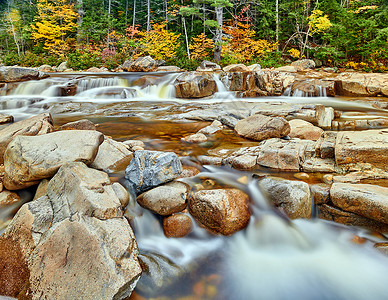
[189,33,215,60]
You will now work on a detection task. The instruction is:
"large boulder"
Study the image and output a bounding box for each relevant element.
[330,183,388,224]
[197,60,221,72]
[174,72,217,98]
[4,130,104,190]
[125,150,182,194]
[335,129,388,171]
[234,114,291,141]
[291,59,316,70]
[0,113,54,163]
[0,66,40,82]
[0,162,141,299]
[335,72,388,97]
[259,176,311,219]
[137,181,188,215]
[289,119,324,141]
[189,188,250,235]
[90,137,133,173]
[223,64,249,72]
[122,56,157,72]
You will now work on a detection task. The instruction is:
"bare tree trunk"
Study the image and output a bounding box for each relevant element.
[276,0,279,51]
[107,0,112,48]
[182,16,190,59]
[125,0,128,26]
[7,4,20,55]
[214,6,223,62]
[147,0,151,33]
[132,0,136,29]
[165,0,168,29]
[76,0,84,44]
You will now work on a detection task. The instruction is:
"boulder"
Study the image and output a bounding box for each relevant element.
[163,213,193,238]
[259,176,311,219]
[90,137,133,173]
[223,64,249,72]
[0,66,40,82]
[189,188,250,235]
[198,120,223,135]
[197,60,221,72]
[137,181,188,216]
[181,132,208,143]
[38,65,54,72]
[335,129,388,171]
[125,150,182,194]
[156,66,182,72]
[335,72,388,97]
[0,162,141,299]
[0,113,13,125]
[122,56,157,72]
[58,119,97,131]
[56,61,68,72]
[174,72,217,98]
[234,114,290,141]
[0,113,54,164]
[248,64,261,71]
[310,184,331,205]
[289,119,324,141]
[290,79,335,97]
[273,66,298,72]
[330,183,388,224]
[4,130,104,190]
[291,59,316,69]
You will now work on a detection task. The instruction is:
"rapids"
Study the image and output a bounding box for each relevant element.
[1,71,388,299]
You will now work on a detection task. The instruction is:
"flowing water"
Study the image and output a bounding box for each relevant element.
[1,72,388,300]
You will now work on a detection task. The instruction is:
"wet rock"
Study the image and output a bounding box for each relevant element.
[181,132,208,143]
[56,61,68,72]
[163,213,193,238]
[4,130,104,190]
[335,72,388,97]
[198,155,223,166]
[331,183,388,224]
[231,154,257,170]
[0,190,20,206]
[332,169,388,184]
[177,166,201,178]
[58,119,97,131]
[174,72,217,98]
[318,204,388,233]
[291,59,316,70]
[198,120,223,135]
[90,137,133,173]
[290,79,335,97]
[301,157,336,173]
[137,181,188,216]
[234,114,290,141]
[0,66,40,82]
[310,184,331,205]
[197,61,221,72]
[0,162,141,299]
[125,150,182,194]
[335,129,388,171]
[223,64,249,72]
[122,140,145,151]
[289,119,324,141]
[122,56,157,72]
[156,66,182,72]
[189,188,250,235]
[259,176,311,219]
[0,113,13,125]
[0,113,54,164]
[248,64,261,71]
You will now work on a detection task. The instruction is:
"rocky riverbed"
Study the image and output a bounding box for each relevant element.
[0,59,388,299]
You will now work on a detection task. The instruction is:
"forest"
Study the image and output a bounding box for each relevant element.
[0,0,387,71]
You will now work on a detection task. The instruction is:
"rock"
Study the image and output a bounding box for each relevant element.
[235,114,290,141]
[0,113,54,164]
[315,131,336,159]
[259,176,311,219]
[38,65,54,72]
[248,64,261,71]
[197,60,221,72]
[137,181,188,216]
[181,133,208,143]
[0,66,40,82]
[122,140,145,151]
[33,179,49,201]
[86,67,106,72]
[318,204,388,233]
[289,119,324,141]
[290,80,335,97]
[198,120,223,135]
[198,155,223,166]
[112,182,130,208]
[0,113,13,124]
[0,162,141,299]
[90,137,133,173]
[58,119,97,131]
[301,157,335,173]
[231,154,257,170]
[291,59,316,69]
[330,183,388,224]
[4,130,104,190]
[335,129,388,171]
[189,188,250,235]
[163,213,193,238]
[122,56,157,72]
[177,166,201,178]
[310,184,331,205]
[125,150,182,194]
[273,66,298,72]
[335,72,388,97]
[174,72,217,98]
[156,66,182,72]
[56,61,68,72]
[0,190,20,206]
[223,64,249,72]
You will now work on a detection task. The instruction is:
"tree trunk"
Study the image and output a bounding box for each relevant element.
[132,0,136,29]
[276,0,279,51]
[7,5,20,55]
[76,0,84,44]
[147,0,151,33]
[107,0,112,48]
[182,16,190,59]
[214,6,223,62]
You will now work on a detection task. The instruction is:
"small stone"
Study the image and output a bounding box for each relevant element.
[310,183,331,205]
[294,172,310,181]
[58,119,96,131]
[181,133,208,143]
[163,213,193,238]
[323,174,333,184]
[289,119,324,141]
[0,190,20,206]
[122,140,145,151]
[177,166,201,178]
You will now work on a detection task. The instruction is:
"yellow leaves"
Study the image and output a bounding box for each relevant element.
[189,33,214,59]
[31,0,78,56]
[308,10,332,33]
[353,5,378,13]
[288,48,301,58]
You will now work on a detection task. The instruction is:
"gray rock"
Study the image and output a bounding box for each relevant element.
[259,176,311,219]
[197,60,221,71]
[291,59,316,69]
[122,56,157,72]
[174,72,217,98]
[235,114,290,141]
[0,113,54,164]
[0,66,40,82]
[4,130,104,190]
[90,137,133,173]
[58,119,96,131]
[137,181,188,215]
[125,150,182,193]
[56,61,68,72]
